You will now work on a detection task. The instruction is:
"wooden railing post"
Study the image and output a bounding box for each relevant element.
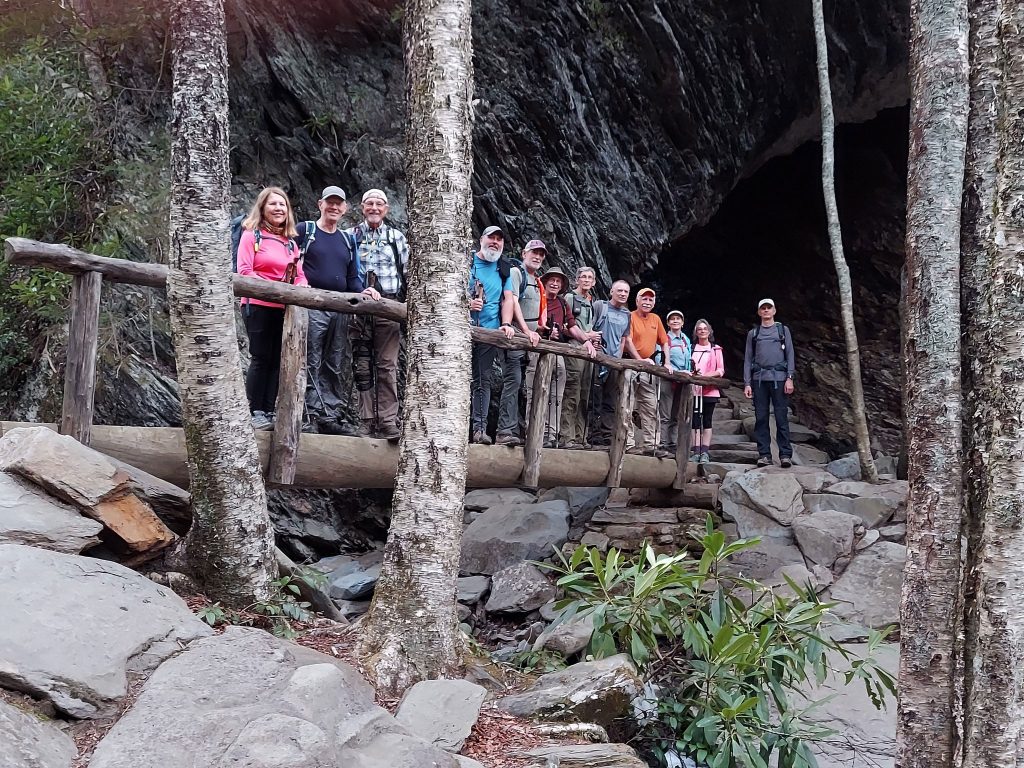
[60,270,103,445]
[673,382,693,489]
[268,305,308,485]
[521,353,556,487]
[604,369,634,487]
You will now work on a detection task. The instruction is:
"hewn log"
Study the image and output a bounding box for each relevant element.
[521,353,556,487]
[268,305,308,485]
[0,423,685,489]
[605,371,634,487]
[674,383,693,489]
[60,271,103,445]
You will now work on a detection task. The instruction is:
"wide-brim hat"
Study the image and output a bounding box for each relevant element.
[540,267,570,295]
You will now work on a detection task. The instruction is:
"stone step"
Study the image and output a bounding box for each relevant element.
[708,448,761,464]
[629,484,719,510]
[712,419,746,435]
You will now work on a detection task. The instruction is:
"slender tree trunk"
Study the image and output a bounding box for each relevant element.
[810,0,879,484]
[358,0,474,696]
[960,0,1024,763]
[896,0,969,766]
[169,0,275,606]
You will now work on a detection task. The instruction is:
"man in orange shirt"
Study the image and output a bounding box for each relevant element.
[625,287,672,454]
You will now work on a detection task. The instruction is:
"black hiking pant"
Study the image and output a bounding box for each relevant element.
[244,304,284,413]
[752,379,792,459]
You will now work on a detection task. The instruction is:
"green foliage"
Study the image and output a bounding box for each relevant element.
[196,601,227,627]
[506,647,567,675]
[542,519,897,768]
[193,571,326,639]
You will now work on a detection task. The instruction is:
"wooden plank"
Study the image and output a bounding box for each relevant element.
[268,305,307,485]
[521,353,556,487]
[60,270,102,445]
[674,383,694,489]
[604,370,634,487]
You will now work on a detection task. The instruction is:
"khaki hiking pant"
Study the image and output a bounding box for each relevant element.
[632,370,659,451]
[350,314,401,430]
[560,354,593,445]
[524,351,567,443]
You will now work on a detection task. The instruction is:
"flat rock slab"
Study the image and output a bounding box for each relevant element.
[464,488,535,511]
[721,471,805,525]
[460,500,570,575]
[0,697,77,768]
[521,743,647,767]
[0,471,102,553]
[537,487,609,518]
[396,679,487,752]
[485,562,556,613]
[89,626,459,768]
[591,507,681,525]
[830,542,906,629]
[495,654,642,735]
[329,563,381,600]
[0,543,211,718]
[792,443,830,466]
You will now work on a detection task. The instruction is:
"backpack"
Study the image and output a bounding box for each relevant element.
[567,291,594,328]
[749,323,787,372]
[229,216,315,273]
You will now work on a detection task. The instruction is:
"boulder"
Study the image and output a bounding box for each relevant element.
[579,531,610,551]
[521,743,647,767]
[0,698,77,768]
[88,627,459,768]
[328,563,381,600]
[856,529,881,551]
[0,471,103,553]
[720,496,792,541]
[830,542,906,629]
[0,543,211,718]
[395,679,487,752]
[457,575,490,604]
[708,448,761,464]
[591,507,681,525]
[534,610,595,656]
[826,453,862,481]
[788,423,821,443]
[879,523,906,542]
[484,562,557,613]
[460,500,570,575]
[768,563,831,596]
[792,443,830,466]
[0,428,174,552]
[721,471,805,525]
[495,654,642,737]
[713,419,746,435]
[464,488,535,511]
[724,537,806,581]
[791,510,858,566]
[700,461,753,482]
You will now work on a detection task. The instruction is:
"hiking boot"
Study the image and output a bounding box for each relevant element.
[301,421,318,434]
[251,411,273,431]
[495,432,521,447]
[700,452,711,463]
[472,430,493,445]
[655,448,673,459]
[780,456,793,468]
[379,423,401,442]
[562,440,584,450]
[317,418,357,436]
[756,455,772,467]
[626,446,644,456]
[543,439,557,449]
[358,420,376,438]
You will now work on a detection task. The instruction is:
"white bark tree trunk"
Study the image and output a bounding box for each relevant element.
[810,0,879,484]
[169,0,275,606]
[358,0,474,696]
[960,0,1024,763]
[896,0,969,766]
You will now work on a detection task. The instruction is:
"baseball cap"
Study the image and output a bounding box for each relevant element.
[758,298,775,309]
[482,225,503,237]
[320,185,346,201]
[361,188,389,204]
[666,309,684,321]
[636,287,656,298]
[524,239,547,252]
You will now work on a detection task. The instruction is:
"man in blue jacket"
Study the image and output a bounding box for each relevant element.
[743,298,796,467]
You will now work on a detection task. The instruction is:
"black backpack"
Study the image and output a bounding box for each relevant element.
[229,216,316,273]
[749,322,787,371]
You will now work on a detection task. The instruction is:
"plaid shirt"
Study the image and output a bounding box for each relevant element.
[349,222,409,296]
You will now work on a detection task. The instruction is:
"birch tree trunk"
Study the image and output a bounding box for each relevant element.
[895,0,969,766]
[358,0,474,696]
[169,0,276,606]
[960,0,1024,763]
[810,0,878,484]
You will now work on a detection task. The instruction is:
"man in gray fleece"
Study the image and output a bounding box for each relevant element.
[743,298,796,467]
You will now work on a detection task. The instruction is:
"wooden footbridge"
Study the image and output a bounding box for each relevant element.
[3,237,728,491]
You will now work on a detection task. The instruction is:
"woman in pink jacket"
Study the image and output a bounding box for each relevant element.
[236,186,308,428]
[690,319,725,463]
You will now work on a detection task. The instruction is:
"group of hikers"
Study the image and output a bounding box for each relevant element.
[236,184,798,467]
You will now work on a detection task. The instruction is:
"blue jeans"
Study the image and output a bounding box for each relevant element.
[752,379,792,459]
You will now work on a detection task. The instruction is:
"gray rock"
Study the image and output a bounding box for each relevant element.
[785,467,840,492]
[724,537,806,581]
[464,488,535,511]
[460,500,570,575]
[485,562,557,613]
[0,543,211,718]
[580,530,610,551]
[721,471,805,525]
[328,563,381,600]
[826,453,862,481]
[537,486,609,519]
[701,462,754,481]
[335,600,371,618]
[830,542,906,629]
[792,443,830,466]
[788,423,821,443]
[395,679,487,752]
[879,523,906,542]
[457,575,490,604]
[768,563,830,596]
[713,419,746,436]
[495,655,642,735]
[856,529,881,551]
[455,758,485,768]
[89,627,458,768]
[0,698,77,768]
[826,480,908,528]
[522,743,647,767]
[792,510,858,566]
[0,471,103,553]
[720,496,792,541]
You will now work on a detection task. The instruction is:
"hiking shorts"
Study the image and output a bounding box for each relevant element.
[691,396,718,429]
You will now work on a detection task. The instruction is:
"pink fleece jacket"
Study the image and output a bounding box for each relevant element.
[691,343,724,397]
[236,228,308,308]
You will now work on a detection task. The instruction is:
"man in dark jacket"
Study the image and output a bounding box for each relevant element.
[298,186,367,435]
[743,298,796,467]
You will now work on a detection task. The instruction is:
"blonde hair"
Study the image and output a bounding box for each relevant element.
[241,186,297,238]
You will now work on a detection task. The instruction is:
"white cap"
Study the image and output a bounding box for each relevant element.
[361,188,388,204]
[757,298,775,310]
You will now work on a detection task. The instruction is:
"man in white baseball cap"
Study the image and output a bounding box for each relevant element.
[743,298,796,467]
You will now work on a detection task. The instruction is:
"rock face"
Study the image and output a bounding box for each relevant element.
[0,471,103,553]
[0,543,211,718]
[460,501,570,575]
[89,627,458,768]
[0,698,77,768]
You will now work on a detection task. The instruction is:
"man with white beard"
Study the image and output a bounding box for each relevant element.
[467,225,515,444]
